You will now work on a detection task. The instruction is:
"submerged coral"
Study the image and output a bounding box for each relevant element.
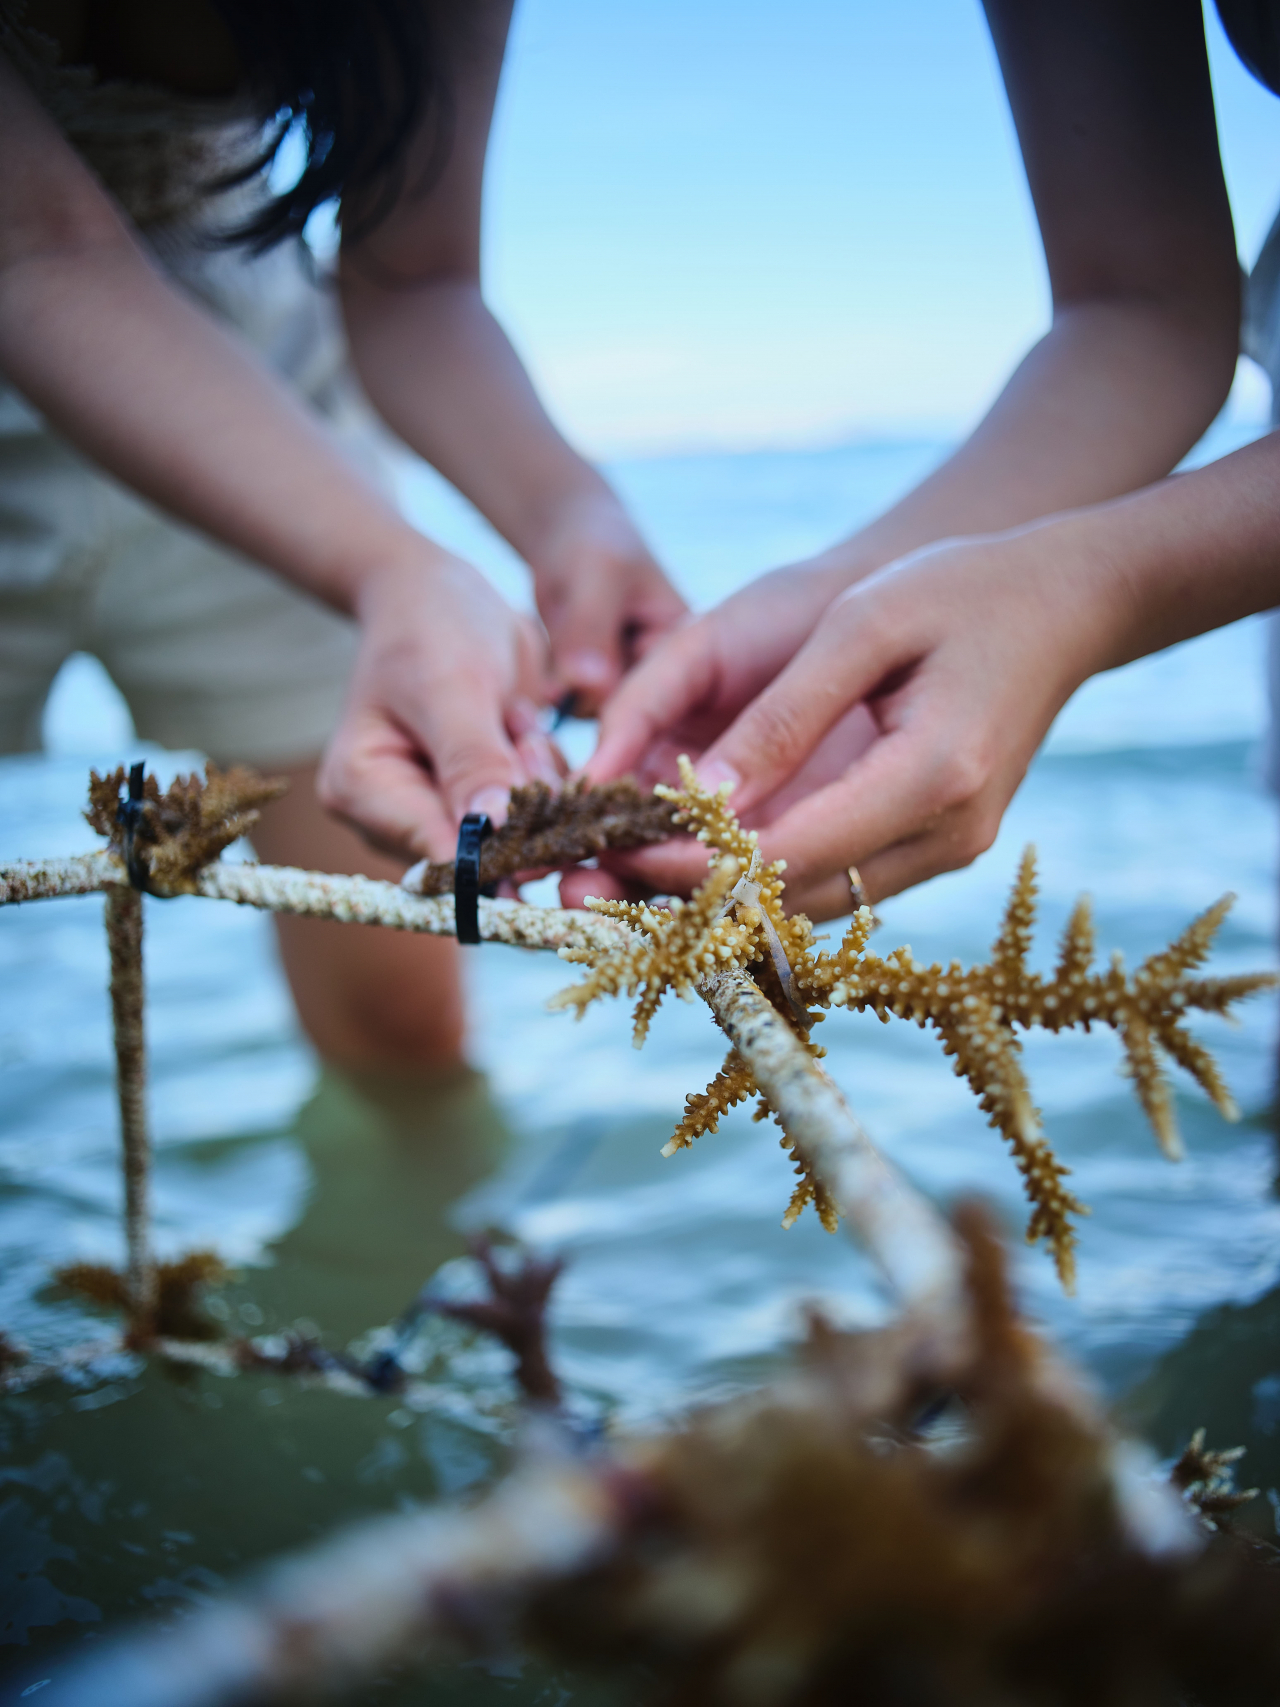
[1171,1427,1261,1530]
[425,1234,564,1406]
[56,1251,228,1344]
[553,760,1274,1288]
[523,1208,1278,1707]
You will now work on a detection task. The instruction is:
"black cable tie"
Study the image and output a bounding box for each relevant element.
[116,761,150,892]
[550,689,579,731]
[454,812,494,945]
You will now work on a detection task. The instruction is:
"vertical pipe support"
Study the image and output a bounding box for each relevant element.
[104,883,156,1333]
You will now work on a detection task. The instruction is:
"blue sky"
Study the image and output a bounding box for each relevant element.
[480,0,1280,454]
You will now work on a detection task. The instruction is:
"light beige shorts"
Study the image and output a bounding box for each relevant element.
[0,226,388,769]
[0,404,357,768]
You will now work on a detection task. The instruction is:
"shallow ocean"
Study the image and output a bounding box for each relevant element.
[2,420,1279,1700]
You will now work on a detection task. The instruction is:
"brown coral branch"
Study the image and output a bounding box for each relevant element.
[56,1252,228,1343]
[403,778,681,895]
[427,1236,564,1407]
[1170,1428,1259,1530]
[54,1209,1280,1707]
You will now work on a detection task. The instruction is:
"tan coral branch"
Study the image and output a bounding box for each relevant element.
[699,965,967,1321]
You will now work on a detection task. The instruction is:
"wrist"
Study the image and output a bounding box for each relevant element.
[525,482,653,583]
[327,530,463,624]
[996,507,1147,686]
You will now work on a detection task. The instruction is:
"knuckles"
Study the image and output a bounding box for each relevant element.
[927,739,994,816]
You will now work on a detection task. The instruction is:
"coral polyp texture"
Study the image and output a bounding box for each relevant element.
[86,761,285,894]
[406,776,679,896]
[552,758,1275,1288]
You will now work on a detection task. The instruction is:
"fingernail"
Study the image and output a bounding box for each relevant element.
[465,786,510,829]
[565,650,612,689]
[695,759,740,795]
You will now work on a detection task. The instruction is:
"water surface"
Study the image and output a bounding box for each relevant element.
[2,425,1278,1698]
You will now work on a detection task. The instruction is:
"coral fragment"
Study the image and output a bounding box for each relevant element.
[551,765,1274,1283]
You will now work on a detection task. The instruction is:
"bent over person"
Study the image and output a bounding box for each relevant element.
[0,0,684,1068]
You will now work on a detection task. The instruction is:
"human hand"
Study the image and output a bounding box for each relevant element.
[531,492,687,715]
[557,558,861,904]
[317,547,563,863]
[588,556,857,781]
[573,518,1124,918]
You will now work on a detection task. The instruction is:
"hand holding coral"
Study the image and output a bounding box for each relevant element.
[318,547,560,863]
[583,519,1127,916]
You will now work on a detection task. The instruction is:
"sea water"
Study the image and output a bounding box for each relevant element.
[1,422,1278,1699]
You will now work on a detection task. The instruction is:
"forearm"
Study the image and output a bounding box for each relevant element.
[1065,428,1280,668]
[0,232,436,614]
[813,295,1239,589]
[341,271,631,571]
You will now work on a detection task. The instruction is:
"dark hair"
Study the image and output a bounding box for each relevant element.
[210,0,455,251]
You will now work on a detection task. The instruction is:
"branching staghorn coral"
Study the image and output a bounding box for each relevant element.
[548,761,844,1233]
[1171,1427,1260,1530]
[801,852,1274,1286]
[553,761,1275,1288]
[7,763,1280,1706]
[2,757,1271,1329]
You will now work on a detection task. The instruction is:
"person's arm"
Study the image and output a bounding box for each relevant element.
[577,0,1244,910]
[641,432,1280,917]
[0,51,558,860]
[338,1,684,711]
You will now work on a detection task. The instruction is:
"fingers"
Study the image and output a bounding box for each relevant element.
[410,671,527,828]
[544,572,626,716]
[318,708,460,863]
[590,838,719,898]
[753,705,1012,922]
[325,644,528,852]
[508,696,565,788]
[756,716,971,883]
[588,622,719,783]
[694,593,912,816]
[513,611,555,707]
